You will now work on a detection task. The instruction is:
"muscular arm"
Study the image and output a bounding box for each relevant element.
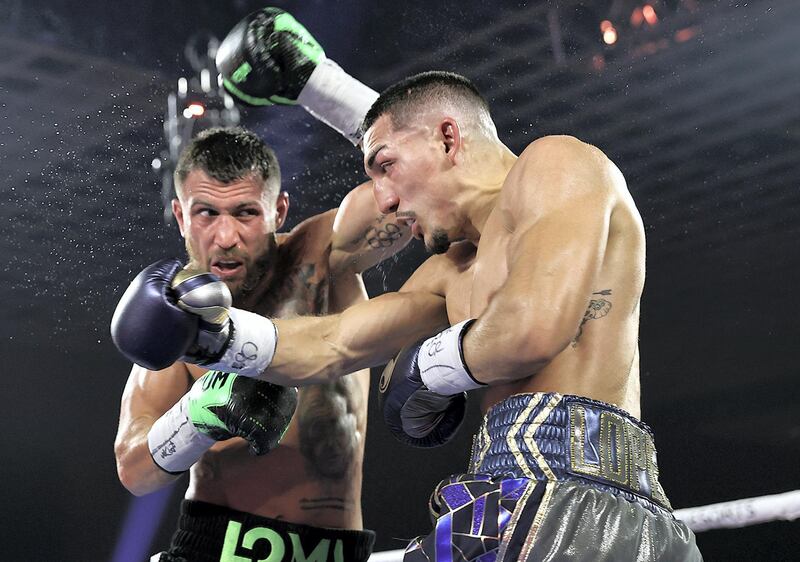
[329,180,412,276]
[114,362,191,496]
[463,136,618,384]
[265,256,450,386]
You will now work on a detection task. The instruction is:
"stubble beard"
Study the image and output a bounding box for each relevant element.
[427,228,451,255]
[184,239,275,304]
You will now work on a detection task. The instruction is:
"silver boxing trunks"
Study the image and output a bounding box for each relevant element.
[403,393,702,562]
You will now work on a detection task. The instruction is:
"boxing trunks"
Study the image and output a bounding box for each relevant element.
[154,500,375,562]
[404,393,702,561]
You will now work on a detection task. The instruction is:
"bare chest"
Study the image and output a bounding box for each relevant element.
[445,213,513,323]
[251,263,330,320]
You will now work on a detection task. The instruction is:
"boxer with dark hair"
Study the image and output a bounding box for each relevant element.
[115,68,702,560]
[113,9,416,561]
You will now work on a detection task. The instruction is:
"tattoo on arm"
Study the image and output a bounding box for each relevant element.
[365,223,403,249]
[572,289,612,347]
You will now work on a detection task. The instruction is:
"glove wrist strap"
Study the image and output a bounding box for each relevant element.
[418,319,486,396]
[147,394,215,474]
[204,307,278,378]
[298,57,379,145]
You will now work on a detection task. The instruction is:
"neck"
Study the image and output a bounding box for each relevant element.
[457,140,517,243]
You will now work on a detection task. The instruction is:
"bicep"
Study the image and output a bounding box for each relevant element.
[475,138,616,356]
[503,202,610,337]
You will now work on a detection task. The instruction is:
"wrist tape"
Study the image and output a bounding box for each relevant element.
[298,57,379,145]
[418,319,486,396]
[147,394,215,474]
[204,307,278,378]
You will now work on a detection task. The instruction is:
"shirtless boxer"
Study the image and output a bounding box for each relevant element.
[114,70,703,559]
[113,9,411,562]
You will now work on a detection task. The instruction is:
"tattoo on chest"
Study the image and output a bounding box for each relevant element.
[365,223,403,249]
[572,289,613,347]
[296,379,362,481]
[256,263,329,317]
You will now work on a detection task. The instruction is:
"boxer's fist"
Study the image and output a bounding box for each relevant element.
[216,7,324,106]
[171,268,234,365]
[188,371,297,455]
[379,339,467,448]
[111,258,198,371]
[148,370,297,473]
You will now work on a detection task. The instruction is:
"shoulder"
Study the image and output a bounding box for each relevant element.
[500,135,622,223]
[510,135,614,184]
[277,209,338,263]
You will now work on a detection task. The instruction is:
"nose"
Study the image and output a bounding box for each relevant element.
[373,181,399,215]
[213,214,241,250]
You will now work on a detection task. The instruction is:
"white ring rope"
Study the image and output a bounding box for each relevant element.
[367,490,800,561]
[673,489,800,532]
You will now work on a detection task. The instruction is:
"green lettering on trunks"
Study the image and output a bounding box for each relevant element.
[220,520,344,562]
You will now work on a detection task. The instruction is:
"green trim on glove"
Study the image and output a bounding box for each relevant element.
[273,12,325,65]
[188,371,236,434]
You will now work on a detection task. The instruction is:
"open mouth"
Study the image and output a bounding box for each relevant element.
[210,259,244,278]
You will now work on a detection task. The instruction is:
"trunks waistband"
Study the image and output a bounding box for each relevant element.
[468,392,672,512]
[165,500,375,562]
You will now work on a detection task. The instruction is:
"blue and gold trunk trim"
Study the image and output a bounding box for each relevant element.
[468,392,671,513]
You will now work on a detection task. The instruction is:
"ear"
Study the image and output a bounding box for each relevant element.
[275,191,290,230]
[439,117,461,164]
[172,198,186,237]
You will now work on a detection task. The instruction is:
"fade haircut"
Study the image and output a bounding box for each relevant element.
[361,71,497,138]
[174,126,280,200]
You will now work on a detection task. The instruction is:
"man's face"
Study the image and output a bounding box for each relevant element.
[172,169,287,297]
[363,114,458,254]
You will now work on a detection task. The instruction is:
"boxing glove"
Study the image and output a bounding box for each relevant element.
[148,370,298,473]
[111,258,198,371]
[216,7,378,144]
[380,320,486,447]
[112,259,278,377]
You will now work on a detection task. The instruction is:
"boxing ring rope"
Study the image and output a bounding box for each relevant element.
[367,490,800,561]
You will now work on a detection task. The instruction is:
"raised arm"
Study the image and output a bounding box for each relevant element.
[463,136,618,384]
[329,180,412,276]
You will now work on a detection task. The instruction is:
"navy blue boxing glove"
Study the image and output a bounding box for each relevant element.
[379,320,487,448]
[112,258,279,376]
[111,258,198,371]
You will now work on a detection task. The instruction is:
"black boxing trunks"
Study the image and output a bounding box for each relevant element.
[403,393,702,562]
[155,500,375,562]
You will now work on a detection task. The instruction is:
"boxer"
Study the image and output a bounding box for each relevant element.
[113,9,411,562]
[114,17,703,562]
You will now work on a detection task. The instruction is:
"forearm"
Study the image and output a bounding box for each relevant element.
[115,417,180,496]
[266,292,449,385]
[330,181,412,275]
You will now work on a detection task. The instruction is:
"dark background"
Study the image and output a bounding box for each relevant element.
[2,1,799,560]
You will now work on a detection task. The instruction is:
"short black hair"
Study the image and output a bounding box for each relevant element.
[361,71,491,135]
[174,126,280,198]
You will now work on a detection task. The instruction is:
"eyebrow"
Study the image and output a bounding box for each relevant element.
[190,199,261,211]
[365,144,388,170]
